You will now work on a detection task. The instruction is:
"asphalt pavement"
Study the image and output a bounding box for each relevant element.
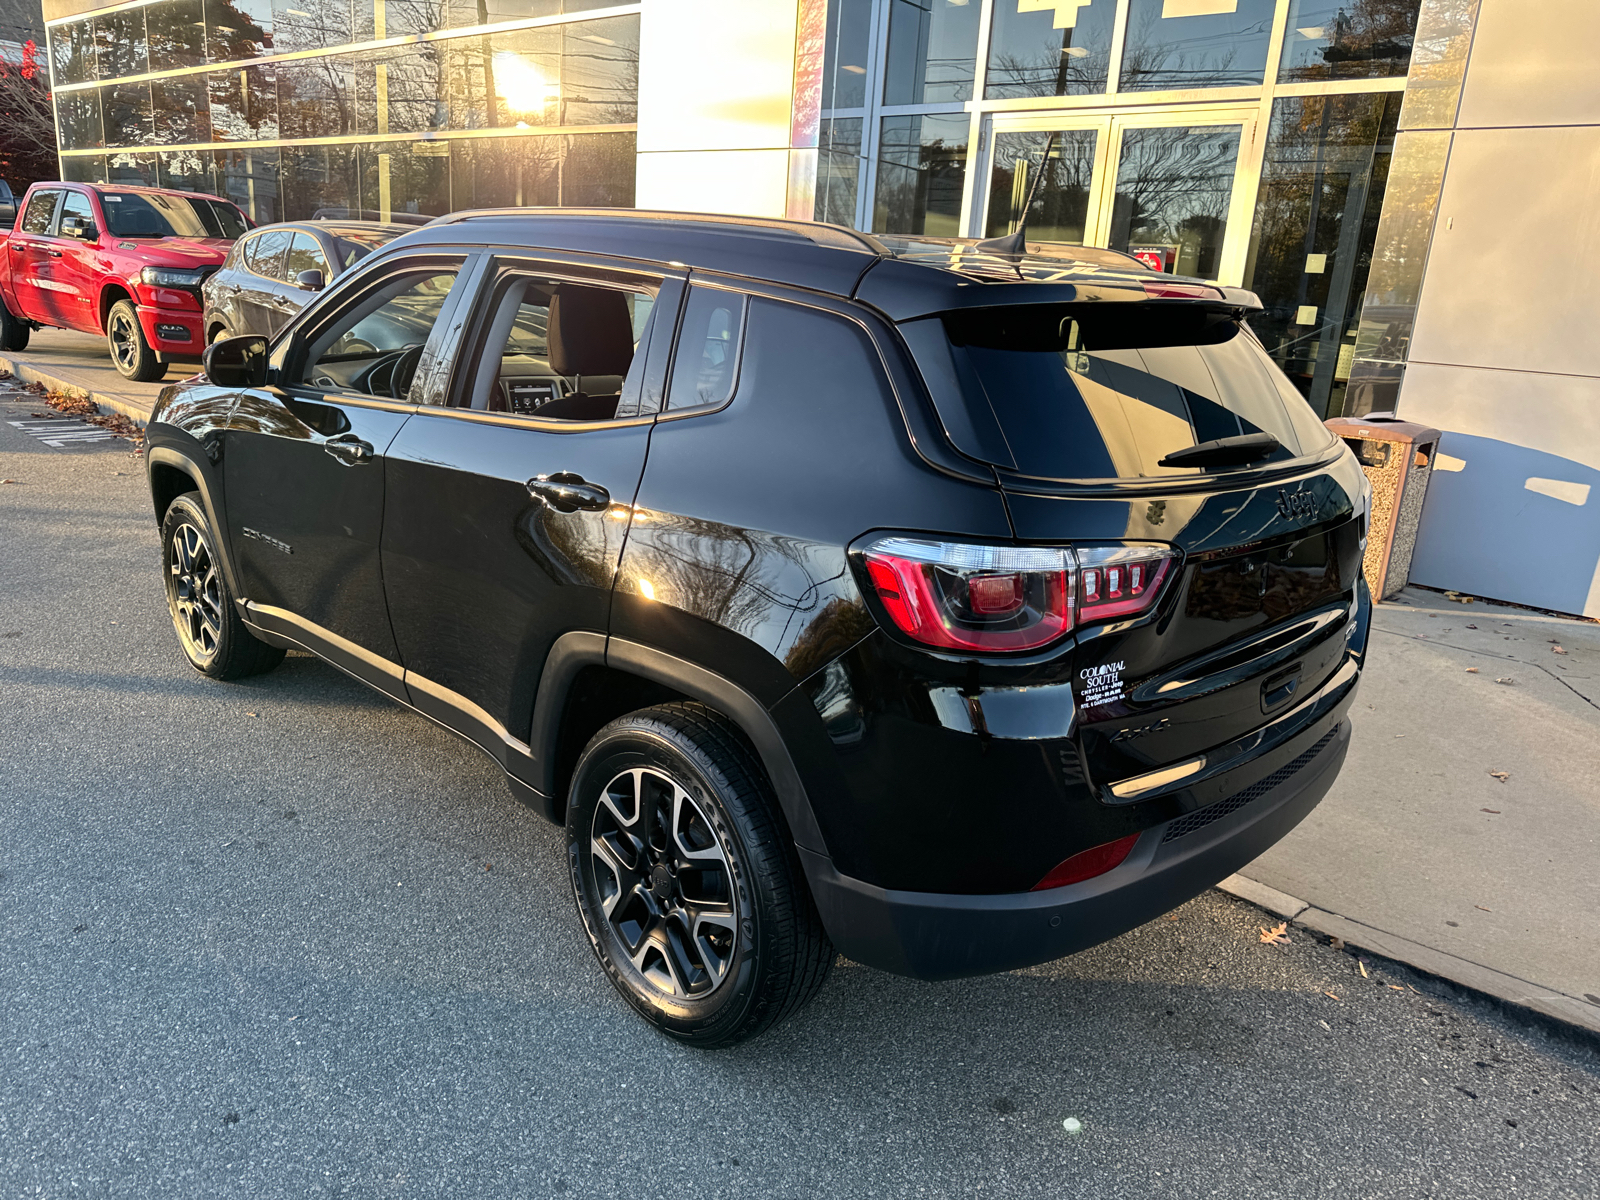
[2,388,1599,1198]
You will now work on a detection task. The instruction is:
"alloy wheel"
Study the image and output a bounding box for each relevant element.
[589,767,739,998]
[166,520,223,662]
[109,309,139,372]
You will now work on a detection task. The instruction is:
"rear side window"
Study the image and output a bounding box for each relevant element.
[916,304,1334,481]
[21,190,61,234]
[664,286,746,411]
[246,230,291,279]
[284,232,329,282]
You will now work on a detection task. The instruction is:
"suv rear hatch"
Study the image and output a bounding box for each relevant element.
[894,282,1363,798]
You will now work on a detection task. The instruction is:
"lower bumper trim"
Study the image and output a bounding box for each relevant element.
[800,711,1352,981]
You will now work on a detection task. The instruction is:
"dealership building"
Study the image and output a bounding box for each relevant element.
[38,0,1600,617]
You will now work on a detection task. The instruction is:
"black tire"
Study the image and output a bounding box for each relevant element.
[107,298,166,382]
[566,702,834,1047]
[161,492,284,680]
[0,295,28,351]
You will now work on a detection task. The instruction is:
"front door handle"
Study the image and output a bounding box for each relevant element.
[47,249,62,258]
[526,472,610,513]
[324,433,374,465]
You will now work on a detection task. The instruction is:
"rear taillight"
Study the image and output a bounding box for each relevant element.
[858,538,1175,653]
[1031,833,1141,890]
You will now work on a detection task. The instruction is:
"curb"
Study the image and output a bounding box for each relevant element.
[0,352,155,427]
[1216,874,1600,1039]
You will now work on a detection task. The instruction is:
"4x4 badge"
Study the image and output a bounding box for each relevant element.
[1276,489,1316,521]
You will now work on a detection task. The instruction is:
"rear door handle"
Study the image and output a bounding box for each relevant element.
[47,249,62,258]
[324,433,374,465]
[526,472,610,513]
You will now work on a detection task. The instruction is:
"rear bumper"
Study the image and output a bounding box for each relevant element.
[801,681,1354,980]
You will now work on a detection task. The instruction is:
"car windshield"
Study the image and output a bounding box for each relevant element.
[100,192,249,239]
[332,229,401,270]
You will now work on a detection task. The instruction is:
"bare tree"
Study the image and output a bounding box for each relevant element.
[0,41,58,187]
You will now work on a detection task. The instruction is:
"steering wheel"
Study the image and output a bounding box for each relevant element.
[351,343,425,399]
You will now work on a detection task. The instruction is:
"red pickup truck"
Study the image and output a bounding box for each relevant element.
[0,182,251,381]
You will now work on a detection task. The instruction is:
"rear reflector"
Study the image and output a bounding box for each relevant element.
[1031,833,1141,891]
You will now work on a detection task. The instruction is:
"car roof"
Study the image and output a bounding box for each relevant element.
[255,220,410,239]
[390,208,1259,322]
[79,182,234,205]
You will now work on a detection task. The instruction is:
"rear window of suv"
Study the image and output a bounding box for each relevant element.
[908,303,1334,481]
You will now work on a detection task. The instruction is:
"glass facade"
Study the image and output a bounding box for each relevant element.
[816,0,1421,417]
[48,0,640,223]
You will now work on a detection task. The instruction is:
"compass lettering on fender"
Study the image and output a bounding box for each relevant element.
[1276,488,1316,521]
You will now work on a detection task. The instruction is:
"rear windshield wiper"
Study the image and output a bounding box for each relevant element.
[1159,432,1282,468]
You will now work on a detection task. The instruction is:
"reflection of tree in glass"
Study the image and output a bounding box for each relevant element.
[1119,3,1265,91]
[985,130,1096,242]
[1110,126,1238,278]
[1280,0,1419,82]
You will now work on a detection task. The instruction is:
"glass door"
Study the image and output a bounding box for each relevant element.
[981,106,1260,284]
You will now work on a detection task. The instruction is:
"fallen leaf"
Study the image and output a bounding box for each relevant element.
[1466,624,1478,629]
[245,711,258,717]
[1475,905,1491,912]
[1465,667,1479,673]
[1259,921,1290,946]
[0,478,18,484]
[1481,808,1501,814]
[1389,984,1405,991]
[1495,677,1515,685]
[1488,770,1509,783]
[1318,1019,1332,1031]
[1358,961,1369,978]
[1552,645,1568,655]
[1324,991,1341,1000]
[1329,935,1345,950]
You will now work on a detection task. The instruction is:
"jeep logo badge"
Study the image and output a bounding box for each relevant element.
[1276,489,1316,521]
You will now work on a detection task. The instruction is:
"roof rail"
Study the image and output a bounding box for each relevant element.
[427,207,889,256]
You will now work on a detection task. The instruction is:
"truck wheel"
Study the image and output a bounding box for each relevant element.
[161,492,285,680]
[566,702,834,1047]
[0,296,28,351]
[107,299,166,382]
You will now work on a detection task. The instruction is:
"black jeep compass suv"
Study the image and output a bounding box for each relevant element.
[145,210,1371,1046]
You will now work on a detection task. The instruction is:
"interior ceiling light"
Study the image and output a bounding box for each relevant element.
[1062,45,1089,57]
[842,64,866,73]
[1297,25,1325,38]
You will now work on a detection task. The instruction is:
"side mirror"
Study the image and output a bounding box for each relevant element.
[61,215,97,241]
[296,269,325,292]
[203,334,269,389]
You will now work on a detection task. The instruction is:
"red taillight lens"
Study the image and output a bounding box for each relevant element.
[858,538,1176,653]
[1031,833,1141,891]
[1141,280,1224,300]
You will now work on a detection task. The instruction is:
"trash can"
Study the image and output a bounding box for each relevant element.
[1325,412,1440,600]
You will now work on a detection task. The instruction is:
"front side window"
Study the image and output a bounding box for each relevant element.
[21,191,62,235]
[300,269,462,400]
[460,273,658,421]
[665,287,746,412]
[57,192,95,235]
[246,230,292,279]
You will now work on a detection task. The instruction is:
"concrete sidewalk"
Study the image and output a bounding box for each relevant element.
[0,327,172,424]
[1229,586,1600,1034]
[6,332,1598,1035]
